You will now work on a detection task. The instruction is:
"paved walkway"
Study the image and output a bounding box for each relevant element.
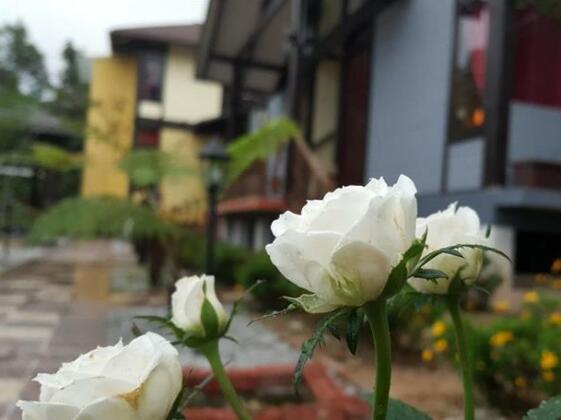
[0,241,298,420]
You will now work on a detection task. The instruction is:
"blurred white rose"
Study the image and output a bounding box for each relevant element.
[408,203,486,294]
[265,175,418,313]
[171,275,228,338]
[17,332,182,420]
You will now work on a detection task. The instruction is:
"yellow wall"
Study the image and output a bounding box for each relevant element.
[163,46,223,124]
[159,128,206,224]
[81,56,137,198]
[311,60,340,173]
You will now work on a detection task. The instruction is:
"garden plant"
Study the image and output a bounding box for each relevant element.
[17,175,561,419]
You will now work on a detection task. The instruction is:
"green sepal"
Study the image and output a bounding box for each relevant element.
[411,268,448,282]
[345,308,363,355]
[285,294,337,314]
[200,297,221,338]
[165,388,186,420]
[380,236,426,299]
[416,243,510,270]
[247,304,297,326]
[293,308,348,392]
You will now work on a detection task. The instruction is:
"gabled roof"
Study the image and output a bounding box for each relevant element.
[111,24,202,52]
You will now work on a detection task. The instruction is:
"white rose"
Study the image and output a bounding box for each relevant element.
[17,332,182,420]
[265,175,418,313]
[408,203,486,294]
[171,275,228,338]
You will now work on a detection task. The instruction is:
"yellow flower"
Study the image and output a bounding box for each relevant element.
[491,300,509,314]
[514,377,527,388]
[543,371,556,382]
[523,291,539,304]
[549,312,561,326]
[421,349,434,363]
[551,279,561,290]
[490,331,514,348]
[552,258,561,274]
[541,351,559,370]
[434,339,448,353]
[431,321,446,337]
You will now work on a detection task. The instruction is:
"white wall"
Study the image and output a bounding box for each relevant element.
[162,46,223,124]
[365,0,456,193]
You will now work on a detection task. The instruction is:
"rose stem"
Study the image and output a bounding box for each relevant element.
[364,300,392,420]
[199,340,250,420]
[447,296,475,420]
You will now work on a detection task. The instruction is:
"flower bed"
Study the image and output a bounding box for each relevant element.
[183,363,369,420]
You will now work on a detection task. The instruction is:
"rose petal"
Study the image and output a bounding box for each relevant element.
[17,401,79,420]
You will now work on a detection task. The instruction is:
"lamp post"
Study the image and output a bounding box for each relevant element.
[199,138,230,275]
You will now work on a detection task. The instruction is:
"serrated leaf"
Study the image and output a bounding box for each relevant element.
[226,279,265,331]
[417,243,510,270]
[346,309,363,355]
[380,239,425,299]
[387,397,433,419]
[293,308,348,391]
[412,268,448,282]
[247,304,297,326]
[524,395,561,419]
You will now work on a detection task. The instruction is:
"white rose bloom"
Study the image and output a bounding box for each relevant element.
[265,175,418,313]
[408,203,486,294]
[17,332,182,420]
[171,275,228,338]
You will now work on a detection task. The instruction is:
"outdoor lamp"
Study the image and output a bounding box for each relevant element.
[199,138,230,275]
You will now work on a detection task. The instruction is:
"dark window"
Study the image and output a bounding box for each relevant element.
[516,230,561,274]
[135,128,160,148]
[138,53,165,101]
[449,1,489,142]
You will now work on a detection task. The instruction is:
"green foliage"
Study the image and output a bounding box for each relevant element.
[525,395,561,419]
[32,142,82,171]
[386,398,433,420]
[119,149,193,188]
[426,292,561,414]
[227,117,299,183]
[236,251,304,309]
[28,197,177,244]
[213,243,251,285]
[293,308,348,391]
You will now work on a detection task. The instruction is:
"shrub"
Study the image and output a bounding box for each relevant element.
[213,242,250,286]
[237,251,304,309]
[423,291,561,414]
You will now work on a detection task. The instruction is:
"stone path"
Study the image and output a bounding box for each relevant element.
[0,241,298,420]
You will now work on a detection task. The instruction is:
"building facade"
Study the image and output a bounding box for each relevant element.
[197,0,561,286]
[82,24,223,224]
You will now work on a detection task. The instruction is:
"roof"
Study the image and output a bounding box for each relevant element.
[197,0,290,92]
[111,24,202,52]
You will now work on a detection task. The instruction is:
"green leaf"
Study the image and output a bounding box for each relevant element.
[387,398,433,420]
[346,308,363,355]
[380,239,426,299]
[247,304,297,326]
[417,243,510,270]
[411,268,448,282]
[293,308,348,391]
[524,395,561,419]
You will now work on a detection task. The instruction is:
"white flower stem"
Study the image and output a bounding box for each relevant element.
[199,340,250,420]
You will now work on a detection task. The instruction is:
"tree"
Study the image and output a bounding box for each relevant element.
[0,22,49,99]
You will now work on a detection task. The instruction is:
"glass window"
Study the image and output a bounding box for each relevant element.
[449,1,489,142]
[138,53,164,101]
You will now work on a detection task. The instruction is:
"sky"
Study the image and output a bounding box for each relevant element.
[1,0,209,82]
